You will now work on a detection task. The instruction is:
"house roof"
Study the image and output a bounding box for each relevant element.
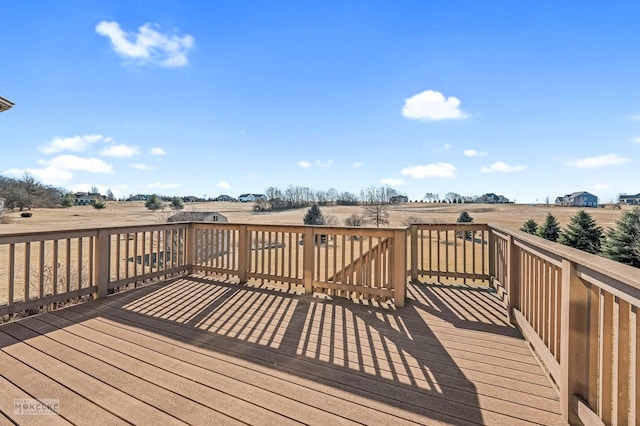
[0,96,14,113]
[620,193,640,199]
[566,191,596,199]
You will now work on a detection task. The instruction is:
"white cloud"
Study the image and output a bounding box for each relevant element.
[380,178,406,186]
[402,90,468,121]
[480,162,527,173]
[151,147,166,155]
[217,180,230,189]
[101,144,139,157]
[96,21,194,67]
[401,163,456,178]
[147,182,180,189]
[130,163,155,170]
[316,160,333,168]
[352,161,363,168]
[594,183,611,190]
[4,167,73,184]
[41,155,113,173]
[40,134,104,154]
[464,149,488,157]
[632,115,640,121]
[631,137,640,144]
[563,154,632,168]
[298,160,312,168]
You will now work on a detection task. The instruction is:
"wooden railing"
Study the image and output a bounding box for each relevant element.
[0,222,408,318]
[409,223,490,285]
[190,223,407,305]
[490,225,640,426]
[1,221,638,425]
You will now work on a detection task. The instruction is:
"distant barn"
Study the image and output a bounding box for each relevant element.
[166,211,228,223]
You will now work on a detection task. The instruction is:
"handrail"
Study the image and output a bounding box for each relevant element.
[488,223,639,425]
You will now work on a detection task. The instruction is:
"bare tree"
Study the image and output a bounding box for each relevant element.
[326,188,338,205]
[361,186,391,227]
[403,215,423,226]
[344,214,364,226]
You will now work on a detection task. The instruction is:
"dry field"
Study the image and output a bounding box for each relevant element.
[0,200,631,234]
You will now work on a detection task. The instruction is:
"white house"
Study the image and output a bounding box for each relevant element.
[238,193,267,203]
[619,193,640,205]
[74,192,103,206]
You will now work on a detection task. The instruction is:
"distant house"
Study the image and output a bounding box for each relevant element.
[0,96,14,113]
[74,192,103,206]
[390,195,409,204]
[213,194,237,202]
[182,196,205,203]
[619,193,640,205]
[166,211,228,223]
[555,191,598,207]
[475,193,510,204]
[238,193,267,203]
[127,194,150,202]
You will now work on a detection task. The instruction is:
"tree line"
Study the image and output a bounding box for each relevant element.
[0,173,66,211]
[521,209,640,268]
[255,185,403,212]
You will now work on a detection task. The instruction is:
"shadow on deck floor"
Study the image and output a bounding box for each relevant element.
[0,275,565,425]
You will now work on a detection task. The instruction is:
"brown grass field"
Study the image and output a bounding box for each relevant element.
[0,201,631,235]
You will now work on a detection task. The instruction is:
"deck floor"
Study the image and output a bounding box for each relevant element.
[0,276,565,425]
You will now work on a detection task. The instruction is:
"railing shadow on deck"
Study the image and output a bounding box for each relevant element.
[4,276,491,425]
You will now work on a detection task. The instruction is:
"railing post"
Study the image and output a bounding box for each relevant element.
[488,228,496,280]
[409,225,418,282]
[506,235,520,324]
[560,259,589,424]
[393,229,407,308]
[95,229,110,299]
[303,226,314,294]
[237,225,248,284]
[187,223,197,274]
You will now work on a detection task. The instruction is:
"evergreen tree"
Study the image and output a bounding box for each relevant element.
[145,194,163,211]
[456,210,473,223]
[601,208,640,268]
[91,199,107,210]
[537,213,560,242]
[170,197,184,210]
[558,210,603,254]
[303,204,325,225]
[456,210,473,239]
[60,193,75,209]
[520,219,538,234]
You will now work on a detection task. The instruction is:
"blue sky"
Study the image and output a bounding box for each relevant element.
[1,1,639,203]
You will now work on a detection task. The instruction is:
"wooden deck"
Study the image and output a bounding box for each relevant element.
[0,276,565,425]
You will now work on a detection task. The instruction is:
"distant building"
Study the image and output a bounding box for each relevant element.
[166,211,228,223]
[0,96,14,113]
[127,194,150,201]
[475,193,510,204]
[555,191,598,207]
[238,193,267,203]
[213,194,237,202]
[0,197,5,214]
[74,192,103,206]
[390,195,409,204]
[619,193,640,205]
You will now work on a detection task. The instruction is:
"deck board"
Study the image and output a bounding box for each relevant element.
[0,276,566,425]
